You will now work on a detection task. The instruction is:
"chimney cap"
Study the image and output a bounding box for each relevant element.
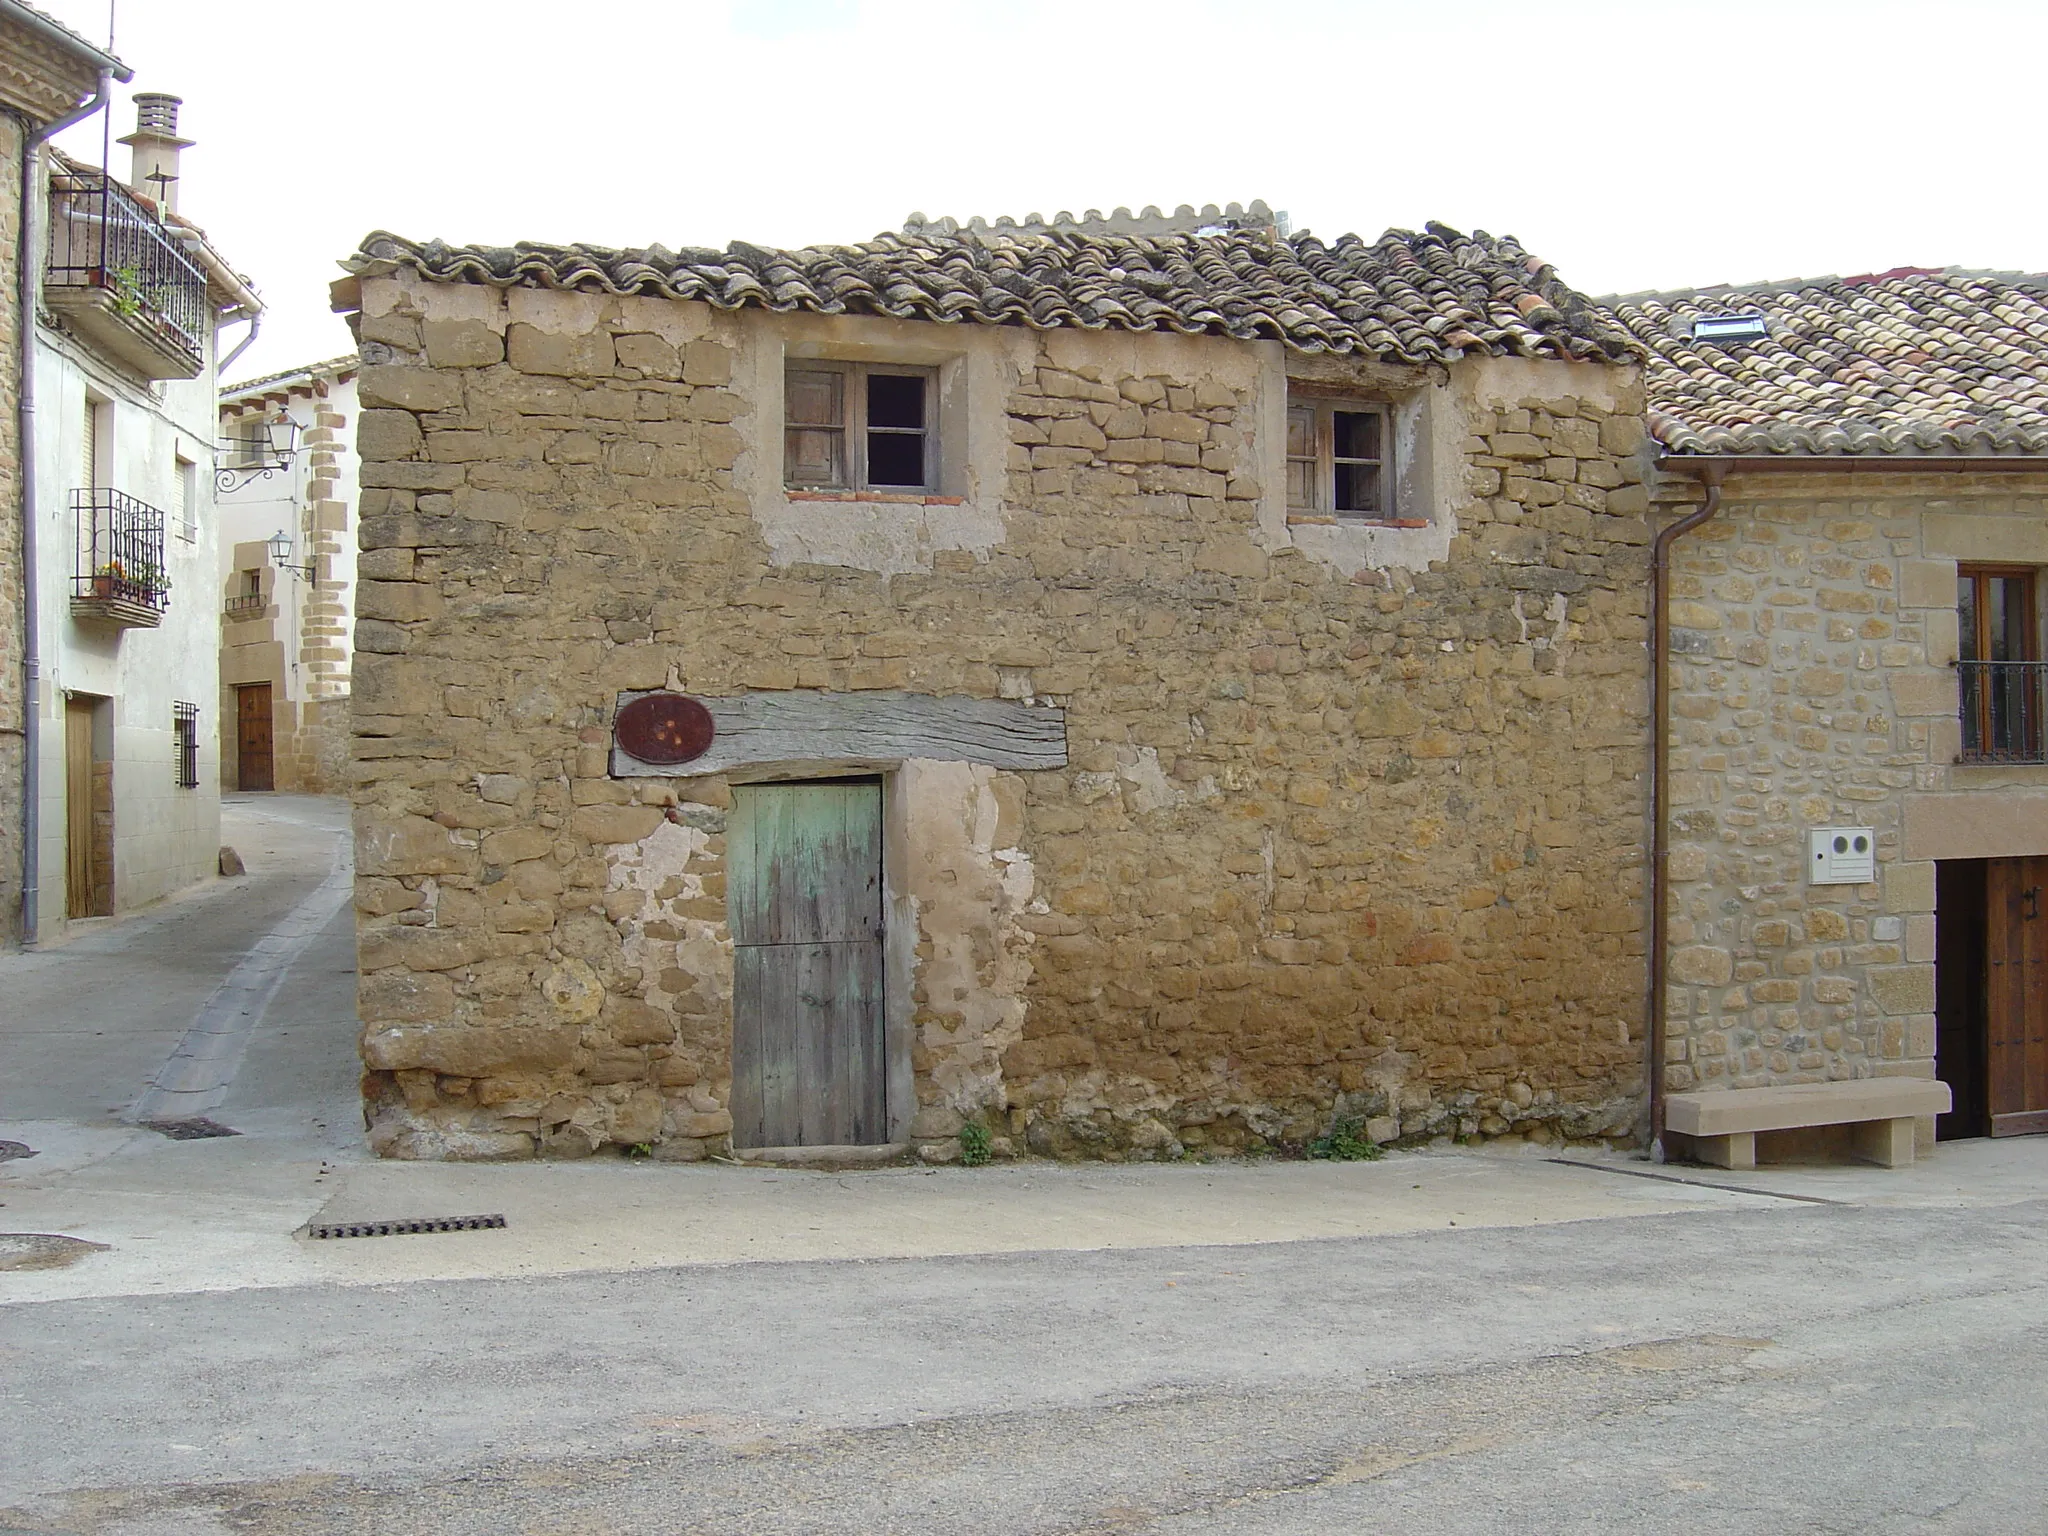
[120,92,192,148]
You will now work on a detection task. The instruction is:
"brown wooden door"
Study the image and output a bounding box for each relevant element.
[64,699,94,920]
[728,780,886,1148]
[236,683,274,791]
[1987,856,2048,1135]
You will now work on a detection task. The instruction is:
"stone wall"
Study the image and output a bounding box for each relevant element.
[1662,472,2048,1112]
[344,271,1656,1160]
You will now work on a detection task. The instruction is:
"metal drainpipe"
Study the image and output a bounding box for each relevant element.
[16,69,113,946]
[1646,461,1725,1157]
[217,308,260,377]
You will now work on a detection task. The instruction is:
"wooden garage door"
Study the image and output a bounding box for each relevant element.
[728,780,885,1149]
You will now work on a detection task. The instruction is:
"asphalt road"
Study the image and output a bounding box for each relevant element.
[4,1196,2045,1534]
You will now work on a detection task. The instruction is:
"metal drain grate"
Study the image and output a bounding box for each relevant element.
[143,1118,240,1140]
[308,1214,507,1240]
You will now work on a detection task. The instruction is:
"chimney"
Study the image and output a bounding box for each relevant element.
[118,93,192,213]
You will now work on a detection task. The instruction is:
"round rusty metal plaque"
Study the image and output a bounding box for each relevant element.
[615,693,714,765]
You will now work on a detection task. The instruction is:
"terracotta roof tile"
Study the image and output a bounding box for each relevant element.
[1599,268,2048,456]
[347,221,1635,366]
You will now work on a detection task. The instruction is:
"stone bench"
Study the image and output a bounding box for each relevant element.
[1665,1079,1952,1170]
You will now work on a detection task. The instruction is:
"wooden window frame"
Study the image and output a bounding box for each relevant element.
[1286,394,1393,520]
[784,361,938,494]
[1958,564,2042,764]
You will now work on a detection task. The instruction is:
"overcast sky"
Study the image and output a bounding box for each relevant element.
[35,0,2048,384]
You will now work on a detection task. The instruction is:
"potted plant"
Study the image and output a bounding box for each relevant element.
[90,558,125,598]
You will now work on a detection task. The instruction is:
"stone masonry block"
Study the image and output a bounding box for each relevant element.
[358,364,462,413]
[357,409,426,461]
[508,323,616,377]
[422,318,506,368]
[615,333,681,379]
[1885,860,1936,914]
[682,340,732,385]
[1867,964,1935,1015]
[1669,946,1734,986]
[1897,557,1958,609]
[1889,670,1955,718]
[356,581,444,623]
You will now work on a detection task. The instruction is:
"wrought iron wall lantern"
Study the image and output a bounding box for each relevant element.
[215,410,299,494]
[267,529,315,587]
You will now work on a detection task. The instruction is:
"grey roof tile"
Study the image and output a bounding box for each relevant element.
[347,221,1636,366]
[1599,267,2048,456]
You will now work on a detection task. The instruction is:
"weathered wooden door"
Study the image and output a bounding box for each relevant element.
[1987,856,2048,1135]
[236,683,273,791]
[64,699,94,920]
[729,780,886,1148]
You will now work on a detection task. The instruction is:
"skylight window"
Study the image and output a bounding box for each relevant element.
[1692,314,1769,344]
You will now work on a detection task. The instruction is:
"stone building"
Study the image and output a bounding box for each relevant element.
[13,96,260,941]
[217,355,359,793]
[1604,267,2048,1156]
[0,1,127,944]
[334,207,1661,1161]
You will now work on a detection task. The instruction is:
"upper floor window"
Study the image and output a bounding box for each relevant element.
[1958,565,2043,764]
[174,455,197,543]
[1286,397,1389,518]
[225,415,269,470]
[785,363,934,493]
[82,395,106,489]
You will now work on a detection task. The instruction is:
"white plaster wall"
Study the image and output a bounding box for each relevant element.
[30,321,223,932]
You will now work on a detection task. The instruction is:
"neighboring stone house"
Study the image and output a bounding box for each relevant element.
[217,355,359,793]
[0,1,127,944]
[1603,267,2048,1155]
[334,208,1661,1161]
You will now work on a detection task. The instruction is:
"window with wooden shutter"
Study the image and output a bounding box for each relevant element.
[174,455,196,542]
[82,398,102,489]
[1285,394,1393,519]
[784,363,935,492]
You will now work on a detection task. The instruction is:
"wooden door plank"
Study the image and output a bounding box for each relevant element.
[1989,859,2023,1120]
[789,938,887,1145]
[730,944,767,1149]
[735,943,806,1147]
[2028,856,2048,1122]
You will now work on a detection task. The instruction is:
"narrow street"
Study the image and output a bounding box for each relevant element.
[3,797,2046,1534]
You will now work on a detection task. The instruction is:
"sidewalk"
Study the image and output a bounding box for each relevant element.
[6,790,2045,1309]
[11,1116,2048,1307]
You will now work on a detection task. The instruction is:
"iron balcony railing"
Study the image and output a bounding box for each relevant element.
[46,167,208,372]
[73,488,170,612]
[1958,660,2048,764]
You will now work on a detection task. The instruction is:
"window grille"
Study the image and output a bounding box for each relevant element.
[173,701,199,788]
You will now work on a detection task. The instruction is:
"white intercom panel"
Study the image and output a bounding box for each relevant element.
[1809,828,1876,885]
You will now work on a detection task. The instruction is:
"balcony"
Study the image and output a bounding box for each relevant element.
[1958,660,2048,765]
[70,489,169,628]
[44,168,208,380]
